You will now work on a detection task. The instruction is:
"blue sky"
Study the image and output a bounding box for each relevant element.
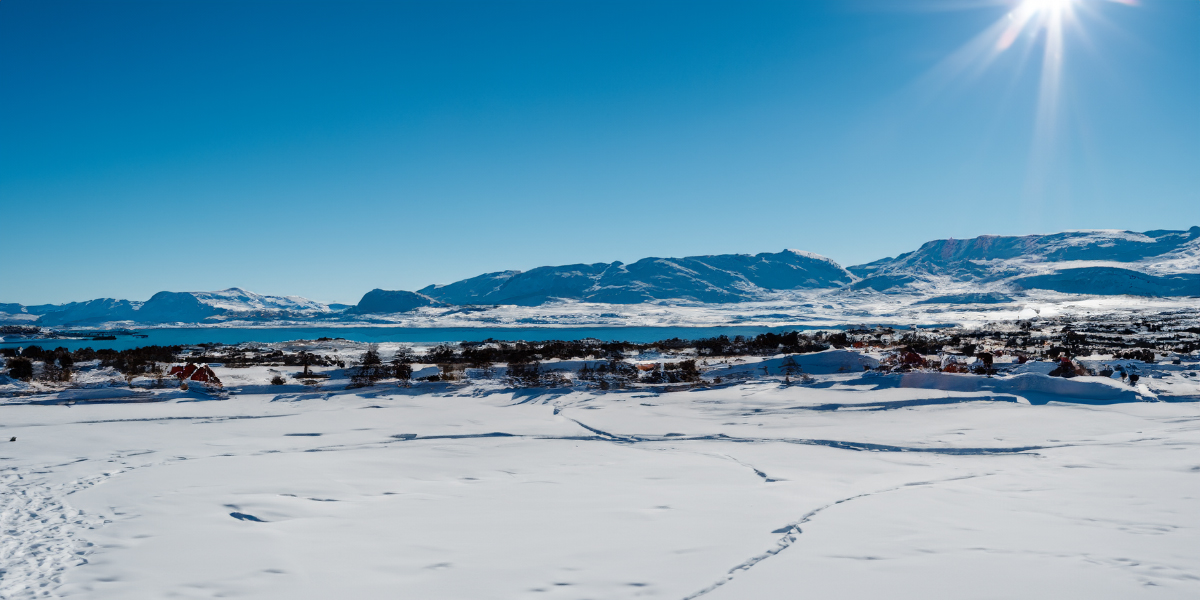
[2,0,1197,305]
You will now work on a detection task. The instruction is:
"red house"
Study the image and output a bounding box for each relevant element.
[170,363,223,387]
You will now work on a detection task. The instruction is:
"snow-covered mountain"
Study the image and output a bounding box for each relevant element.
[14,298,142,326]
[349,290,444,315]
[417,250,855,306]
[847,227,1200,297]
[3,227,1198,327]
[189,288,330,312]
[5,289,335,327]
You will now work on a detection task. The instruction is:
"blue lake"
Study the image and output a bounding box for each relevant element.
[3,325,840,352]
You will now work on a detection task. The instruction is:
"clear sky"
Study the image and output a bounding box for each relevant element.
[2,0,1197,305]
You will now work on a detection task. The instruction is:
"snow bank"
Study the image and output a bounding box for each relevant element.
[888,372,1139,404]
[709,350,880,377]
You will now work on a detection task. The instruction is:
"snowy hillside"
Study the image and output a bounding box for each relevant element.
[4,227,1199,328]
[848,227,1200,296]
[415,249,856,306]
[190,288,330,312]
[7,289,334,327]
[349,289,444,314]
[26,298,142,326]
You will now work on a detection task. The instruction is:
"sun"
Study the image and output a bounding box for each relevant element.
[995,0,1078,52]
[995,0,1138,52]
[919,0,1139,197]
[1024,0,1076,15]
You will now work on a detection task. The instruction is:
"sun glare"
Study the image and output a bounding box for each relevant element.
[1025,0,1075,15]
[996,0,1076,52]
[922,0,1140,197]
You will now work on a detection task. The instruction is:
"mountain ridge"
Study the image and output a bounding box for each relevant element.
[410,249,855,307]
[3,227,1197,326]
[850,227,1200,294]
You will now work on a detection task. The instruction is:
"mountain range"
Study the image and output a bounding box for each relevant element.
[3,227,1197,327]
[850,227,1200,296]
[0,289,334,327]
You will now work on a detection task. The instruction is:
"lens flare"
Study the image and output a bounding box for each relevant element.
[1026,0,1076,14]
[996,0,1074,52]
[927,0,1138,199]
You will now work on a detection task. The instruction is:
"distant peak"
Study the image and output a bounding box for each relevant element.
[784,248,839,263]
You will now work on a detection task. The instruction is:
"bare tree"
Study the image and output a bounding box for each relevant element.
[351,344,386,387]
[150,363,167,388]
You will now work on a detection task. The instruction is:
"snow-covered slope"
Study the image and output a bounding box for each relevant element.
[190,288,330,312]
[21,289,333,326]
[417,271,523,305]
[350,289,444,314]
[32,299,142,326]
[414,250,855,306]
[5,227,1199,327]
[847,227,1200,296]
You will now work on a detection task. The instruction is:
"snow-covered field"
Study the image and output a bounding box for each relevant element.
[3,363,1198,599]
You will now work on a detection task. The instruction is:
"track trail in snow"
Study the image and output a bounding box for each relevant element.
[0,463,123,599]
[0,415,1017,599]
[0,440,263,600]
[3,388,1184,598]
[548,405,1029,599]
[679,473,995,600]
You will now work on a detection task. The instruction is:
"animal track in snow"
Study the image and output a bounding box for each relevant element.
[679,473,994,600]
[0,466,122,599]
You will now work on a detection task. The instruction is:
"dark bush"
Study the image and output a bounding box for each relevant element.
[462,346,498,370]
[391,346,417,364]
[98,345,183,373]
[506,361,541,387]
[351,344,389,387]
[676,359,701,382]
[826,332,849,348]
[361,345,382,367]
[6,357,33,380]
[425,343,458,364]
[653,337,690,351]
[394,363,413,380]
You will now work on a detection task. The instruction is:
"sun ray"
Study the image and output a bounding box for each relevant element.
[917,0,1139,201]
[1026,0,1069,199]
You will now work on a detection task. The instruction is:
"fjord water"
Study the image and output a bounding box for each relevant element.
[1,325,828,352]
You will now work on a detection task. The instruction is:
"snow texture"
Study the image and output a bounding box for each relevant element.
[1,358,1198,599]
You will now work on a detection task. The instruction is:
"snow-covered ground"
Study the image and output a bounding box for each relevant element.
[2,362,1198,599]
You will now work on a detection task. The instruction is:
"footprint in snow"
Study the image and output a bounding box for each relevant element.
[230,512,266,522]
